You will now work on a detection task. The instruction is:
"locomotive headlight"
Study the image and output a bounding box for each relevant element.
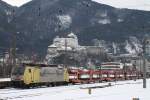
[16,76,23,80]
[11,75,23,81]
[11,76,16,80]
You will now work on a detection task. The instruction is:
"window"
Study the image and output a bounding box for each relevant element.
[12,67,25,75]
[28,69,31,73]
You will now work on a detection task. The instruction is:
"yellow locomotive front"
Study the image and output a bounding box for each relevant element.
[11,64,40,87]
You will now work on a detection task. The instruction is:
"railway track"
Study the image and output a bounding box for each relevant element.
[0,86,79,100]
[0,80,143,100]
[0,77,142,89]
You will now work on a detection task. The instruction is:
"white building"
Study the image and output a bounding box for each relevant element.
[45,32,105,64]
[45,32,82,63]
[50,32,79,51]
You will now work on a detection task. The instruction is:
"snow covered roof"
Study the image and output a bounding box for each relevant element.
[58,46,72,51]
[67,32,77,39]
[48,44,57,48]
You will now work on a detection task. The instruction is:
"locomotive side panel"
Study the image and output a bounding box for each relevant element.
[40,67,65,83]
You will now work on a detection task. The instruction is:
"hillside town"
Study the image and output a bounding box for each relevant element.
[0,0,150,100]
[1,32,150,77]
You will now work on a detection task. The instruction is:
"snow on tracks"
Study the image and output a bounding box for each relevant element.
[0,80,148,100]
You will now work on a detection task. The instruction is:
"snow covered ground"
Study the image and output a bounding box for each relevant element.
[0,78,10,82]
[0,79,150,100]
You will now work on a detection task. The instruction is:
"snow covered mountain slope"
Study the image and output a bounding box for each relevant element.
[92,0,150,11]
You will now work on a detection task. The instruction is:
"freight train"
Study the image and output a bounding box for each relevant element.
[0,62,142,88]
[11,63,69,88]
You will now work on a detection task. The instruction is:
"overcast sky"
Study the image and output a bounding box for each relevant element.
[2,0,31,7]
[92,0,150,11]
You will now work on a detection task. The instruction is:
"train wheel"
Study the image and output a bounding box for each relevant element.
[46,83,50,87]
[51,83,55,87]
[22,84,29,89]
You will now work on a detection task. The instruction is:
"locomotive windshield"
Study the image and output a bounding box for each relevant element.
[11,67,25,75]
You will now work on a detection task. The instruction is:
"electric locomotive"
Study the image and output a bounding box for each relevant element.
[11,63,69,87]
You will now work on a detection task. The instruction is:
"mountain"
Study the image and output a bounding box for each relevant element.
[0,0,17,50]
[92,35,143,56]
[1,0,150,56]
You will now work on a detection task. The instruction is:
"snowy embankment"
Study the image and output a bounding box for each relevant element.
[0,79,150,100]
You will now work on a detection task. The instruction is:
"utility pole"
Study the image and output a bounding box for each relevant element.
[12,9,16,69]
[142,35,148,88]
[143,56,146,88]
[99,62,102,82]
[12,32,16,68]
[2,52,5,77]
